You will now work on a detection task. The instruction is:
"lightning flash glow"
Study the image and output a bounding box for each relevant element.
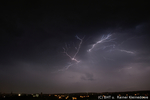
[87,34,112,52]
[55,33,136,72]
[120,49,135,54]
[58,35,85,71]
[63,35,85,64]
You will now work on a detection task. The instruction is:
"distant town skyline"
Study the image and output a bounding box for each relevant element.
[0,1,150,93]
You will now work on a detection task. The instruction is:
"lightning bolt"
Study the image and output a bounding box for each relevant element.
[51,33,137,73]
[119,49,135,54]
[95,44,116,51]
[61,35,85,71]
[87,34,113,52]
[58,63,73,72]
[73,35,85,60]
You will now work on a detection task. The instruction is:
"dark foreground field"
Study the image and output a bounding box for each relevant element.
[0,90,149,100]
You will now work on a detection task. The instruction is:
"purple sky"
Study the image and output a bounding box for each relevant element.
[0,1,150,94]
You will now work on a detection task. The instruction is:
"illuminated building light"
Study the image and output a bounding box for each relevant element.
[32,94,39,97]
[80,96,84,98]
[61,95,65,97]
[36,94,39,97]
[86,95,89,97]
[65,96,69,99]
[18,94,21,96]
[72,97,77,100]
[59,96,62,99]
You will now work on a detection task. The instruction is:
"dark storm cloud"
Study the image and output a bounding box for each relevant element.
[0,1,150,93]
[80,73,95,81]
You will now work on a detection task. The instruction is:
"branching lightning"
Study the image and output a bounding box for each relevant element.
[73,35,85,59]
[58,63,73,72]
[119,49,135,54]
[60,35,85,71]
[87,34,113,52]
[52,33,137,73]
[95,44,116,51]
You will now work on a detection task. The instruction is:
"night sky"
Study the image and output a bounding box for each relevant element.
[0,1,150,94]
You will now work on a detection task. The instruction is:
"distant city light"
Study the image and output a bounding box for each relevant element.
[72,97,77,100]
[33,94,39,97]
[58,96,61,99]
[18,94,21,96]
[86,95,89,97]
